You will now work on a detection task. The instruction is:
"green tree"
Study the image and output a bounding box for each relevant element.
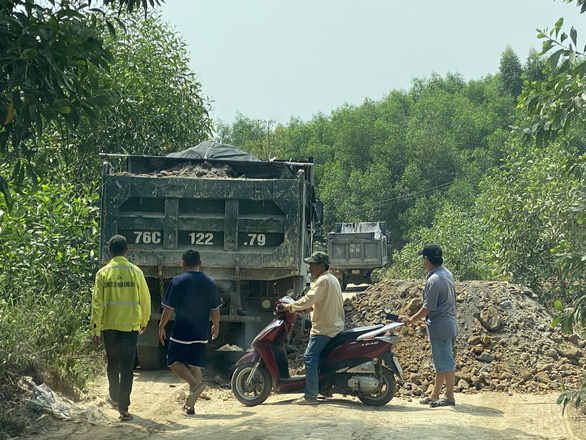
[0,0,113,204]
[216,114,274,160]
[480,141,583,293]
[516,1,586,336]
[523,48,547,83]
[498,45,524,98]
[64,10,212,176]
[0,0,165,206]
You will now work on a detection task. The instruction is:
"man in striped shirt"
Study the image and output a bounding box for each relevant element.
[90,235,151,421]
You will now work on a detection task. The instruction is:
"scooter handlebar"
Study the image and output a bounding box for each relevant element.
[385,313,400,322]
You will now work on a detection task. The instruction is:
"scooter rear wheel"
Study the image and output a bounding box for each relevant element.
[231,362,273,406]
[357,367,397,406]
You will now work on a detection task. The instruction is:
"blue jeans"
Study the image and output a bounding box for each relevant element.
[304,335,331,398]
[102,330,138,412]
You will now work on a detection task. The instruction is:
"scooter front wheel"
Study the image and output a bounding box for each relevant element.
[231,362,273,406]
[357,367,397,406]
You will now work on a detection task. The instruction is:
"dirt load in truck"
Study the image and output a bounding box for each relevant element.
[99,141,321,369]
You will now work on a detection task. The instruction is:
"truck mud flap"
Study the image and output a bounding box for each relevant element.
[137,320,166,369]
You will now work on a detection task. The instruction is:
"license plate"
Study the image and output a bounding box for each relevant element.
[352,269,361,274]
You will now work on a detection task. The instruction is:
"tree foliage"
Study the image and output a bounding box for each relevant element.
[0,0,115,206]
[64,10,212,177]
[0,7,213,434]
[511,0,586,409]
[220,73,514,253]
[515,1,586,335]
[0,0,181,207]
[480,142,583,291]
[0,168,101,387]
[499,45,524,98]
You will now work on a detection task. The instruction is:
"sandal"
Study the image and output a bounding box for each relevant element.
[418,395,432,405]
[119,412,133,421]
[183,405,195,415]
[292,396,318,405]
[186,382,206,407]
[429,398,456,408]
[105,397,118,408]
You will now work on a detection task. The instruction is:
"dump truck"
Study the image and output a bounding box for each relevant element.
[327,222,388,291]
[99,141,321,369]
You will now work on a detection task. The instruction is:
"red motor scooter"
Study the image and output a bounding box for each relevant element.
[231,296,403,406]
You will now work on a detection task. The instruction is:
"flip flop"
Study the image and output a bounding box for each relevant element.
[292,396,318,405]
[119,412,133,421]
[186,382,206,407]
[429,398,456,408]
[105,397,118,408]
[418,395,432,404]
[183,405,195,415]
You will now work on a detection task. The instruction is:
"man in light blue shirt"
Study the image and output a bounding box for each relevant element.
[400,244,458,407]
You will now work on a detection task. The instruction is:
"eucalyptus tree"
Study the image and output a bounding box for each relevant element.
[498,46,524,98]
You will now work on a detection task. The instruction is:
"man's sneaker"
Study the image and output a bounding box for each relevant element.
[186,382,206,407]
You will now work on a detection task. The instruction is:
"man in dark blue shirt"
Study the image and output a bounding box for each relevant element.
[158,249,221,414]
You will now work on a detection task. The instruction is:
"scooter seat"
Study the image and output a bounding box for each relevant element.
[332,325,384,344]
[320,324,384,362]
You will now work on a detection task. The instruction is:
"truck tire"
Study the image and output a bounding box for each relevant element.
[136,344,166,370]
[341,273,348,292]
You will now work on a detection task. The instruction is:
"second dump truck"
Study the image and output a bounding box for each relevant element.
[327,221,388,290]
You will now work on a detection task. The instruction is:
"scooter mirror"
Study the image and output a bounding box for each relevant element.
[298,286,310,298]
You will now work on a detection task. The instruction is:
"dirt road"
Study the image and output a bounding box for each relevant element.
[32,369,583,440]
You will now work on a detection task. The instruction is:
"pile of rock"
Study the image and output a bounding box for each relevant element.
[121,162,238,179]
[156,162,236,179]
[343,280,586,397]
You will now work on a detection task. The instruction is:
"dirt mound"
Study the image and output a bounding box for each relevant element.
[118,162,238,179]
[343,280,585,397]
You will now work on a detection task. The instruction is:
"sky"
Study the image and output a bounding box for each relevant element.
[158,0,584,125]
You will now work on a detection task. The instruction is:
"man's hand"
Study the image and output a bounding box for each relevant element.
[158,327,166,345]
[139,325,146,335]
[92,335,101,348]
[211,324,219,340]
[399,315,411,325]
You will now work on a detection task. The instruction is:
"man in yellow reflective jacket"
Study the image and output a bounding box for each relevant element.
[90,235,151,421]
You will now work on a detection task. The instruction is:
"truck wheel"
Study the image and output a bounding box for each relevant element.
[231,362,272,406]
[341,273,348,291]
[357,367,396,406]
[136,344,166,370]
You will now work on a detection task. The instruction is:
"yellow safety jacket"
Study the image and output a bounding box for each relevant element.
[90,256,151,336]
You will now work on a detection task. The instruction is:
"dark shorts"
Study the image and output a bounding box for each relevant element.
[166,340,206,368]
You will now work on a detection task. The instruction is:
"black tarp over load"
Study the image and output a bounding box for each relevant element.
[166,141,262,162]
